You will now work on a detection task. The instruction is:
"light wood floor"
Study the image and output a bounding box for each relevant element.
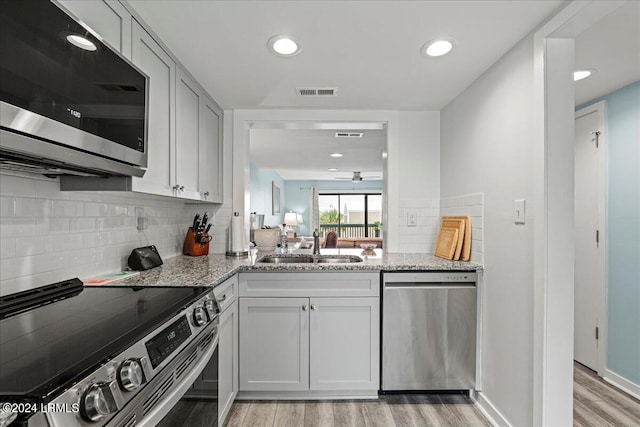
[574,362,640,427]
[224,364,640,427]
[224,394,491,427]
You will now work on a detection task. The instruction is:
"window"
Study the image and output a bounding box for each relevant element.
[318,193,382,238]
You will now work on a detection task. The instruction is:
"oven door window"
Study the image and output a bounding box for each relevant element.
[157,345,218,426]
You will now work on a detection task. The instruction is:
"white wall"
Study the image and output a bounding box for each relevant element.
[232,109,440,252]
[396,111,441,252]
[441,36,536,426]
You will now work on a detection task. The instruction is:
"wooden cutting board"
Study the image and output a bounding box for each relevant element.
[434,227,459,260]
[441,218,465,260]
[443,216,472,261]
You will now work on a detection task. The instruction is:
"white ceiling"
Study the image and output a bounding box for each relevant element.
[128,0,563,110]
[574,1,640,106]
[126,1,637,181]
[250,127,385,180]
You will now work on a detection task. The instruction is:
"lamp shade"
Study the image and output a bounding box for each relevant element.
[296,213,304,224]
[284,212,298,226]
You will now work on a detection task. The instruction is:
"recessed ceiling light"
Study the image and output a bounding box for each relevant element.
[330,153,343,158]
[422,39,453,57]
[66,34,97,51]
[268,35,301,57]
[574,69,595,81]
[328,168,338,171]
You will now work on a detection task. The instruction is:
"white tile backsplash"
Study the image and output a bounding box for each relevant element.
[398,198,441,253]
[0,171,231,296]
[440,193,485,264]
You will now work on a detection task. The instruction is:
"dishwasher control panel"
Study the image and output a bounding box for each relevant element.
[383,271,477,284]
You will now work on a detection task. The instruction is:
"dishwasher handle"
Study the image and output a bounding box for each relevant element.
[384,283,476,290]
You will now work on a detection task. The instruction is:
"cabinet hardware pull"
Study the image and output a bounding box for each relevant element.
[310,304,317,310]
[219,294,227,301]
[302,305,308,311]
[204,191,210,197]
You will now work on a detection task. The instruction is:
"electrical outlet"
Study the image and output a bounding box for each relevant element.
[514,199,526,224]
[135,207,147,231]
[407,211,417,227]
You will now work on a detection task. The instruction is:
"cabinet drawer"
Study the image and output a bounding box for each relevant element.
[214,275,237,312]
[238,272,380,298]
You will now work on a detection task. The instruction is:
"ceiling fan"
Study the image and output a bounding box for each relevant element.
[335,171,382,182]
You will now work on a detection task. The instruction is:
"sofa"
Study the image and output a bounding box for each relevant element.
[334,237,383,249]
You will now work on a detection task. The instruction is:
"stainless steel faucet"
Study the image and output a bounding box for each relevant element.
[313,229,321,255]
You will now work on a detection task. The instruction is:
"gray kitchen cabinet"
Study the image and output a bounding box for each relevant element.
[216,276,238,425]
[175,69,224,202]
[309,297,379,391]
[55,4,224,202]
[130,20,176,198]
[56,0,132,58]
[199,97,224,203]
[238,272,380,397]
[175,68,201,199]
[239,297,310,392]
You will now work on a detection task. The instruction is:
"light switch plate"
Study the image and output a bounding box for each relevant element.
[407,211,417,227]
[514,199,526,224]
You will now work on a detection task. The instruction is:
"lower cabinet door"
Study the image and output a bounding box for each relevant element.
[239,298,310,391]
[218,300,238,425]
[309,298,380,391]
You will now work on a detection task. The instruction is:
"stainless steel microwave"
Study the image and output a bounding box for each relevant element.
[0,0,148,177]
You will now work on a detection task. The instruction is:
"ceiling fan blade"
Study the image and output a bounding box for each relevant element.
[334,177,353,180]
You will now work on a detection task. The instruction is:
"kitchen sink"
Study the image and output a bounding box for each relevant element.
[258,255,314,264]
[315,256,363,263]
[257,255,363,264]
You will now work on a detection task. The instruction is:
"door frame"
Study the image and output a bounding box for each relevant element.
[532,1,625,424]
[575,101,608,377]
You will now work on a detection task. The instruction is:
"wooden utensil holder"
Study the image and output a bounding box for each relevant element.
[183,227,210,256]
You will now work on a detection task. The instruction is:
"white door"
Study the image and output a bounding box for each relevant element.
[239,298,310,391]
[131,21,176,197]
[574,103,605,372]
[176,69,201,195]
[199,98,223,203]
[218,300,237,425]
[309,298,379,391]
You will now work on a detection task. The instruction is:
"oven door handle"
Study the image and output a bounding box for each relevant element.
[136,333,219,427]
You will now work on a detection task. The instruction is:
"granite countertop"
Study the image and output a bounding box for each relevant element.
[109,249,482,289]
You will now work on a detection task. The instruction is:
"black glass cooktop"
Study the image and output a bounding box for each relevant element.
[0,280,206,404]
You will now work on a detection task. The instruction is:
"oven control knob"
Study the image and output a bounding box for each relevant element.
[193,306,207,326]
[118,359,144,391]
[81,382,119,422]
[204,299,218,320]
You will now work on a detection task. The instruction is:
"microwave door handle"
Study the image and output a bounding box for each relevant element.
[135,334,219,427]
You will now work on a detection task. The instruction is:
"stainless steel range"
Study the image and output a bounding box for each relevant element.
[0,279,220,427]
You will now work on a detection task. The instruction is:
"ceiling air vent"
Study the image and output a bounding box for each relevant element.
[295,87,338,97]
[335,132,364,138]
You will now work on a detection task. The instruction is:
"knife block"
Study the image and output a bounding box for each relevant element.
[183,227,210,256]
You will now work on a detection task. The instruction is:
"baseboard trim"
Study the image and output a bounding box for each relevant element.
[471,391,512,427]
[237,390,379,400]
[604,369,640,400]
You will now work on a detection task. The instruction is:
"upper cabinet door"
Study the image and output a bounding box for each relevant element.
[175,69,201,197]
[131,20,176,197]
[56,0,132,59]
[199,97,223,203]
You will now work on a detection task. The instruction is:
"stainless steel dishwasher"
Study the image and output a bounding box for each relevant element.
[382,271,477,391]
